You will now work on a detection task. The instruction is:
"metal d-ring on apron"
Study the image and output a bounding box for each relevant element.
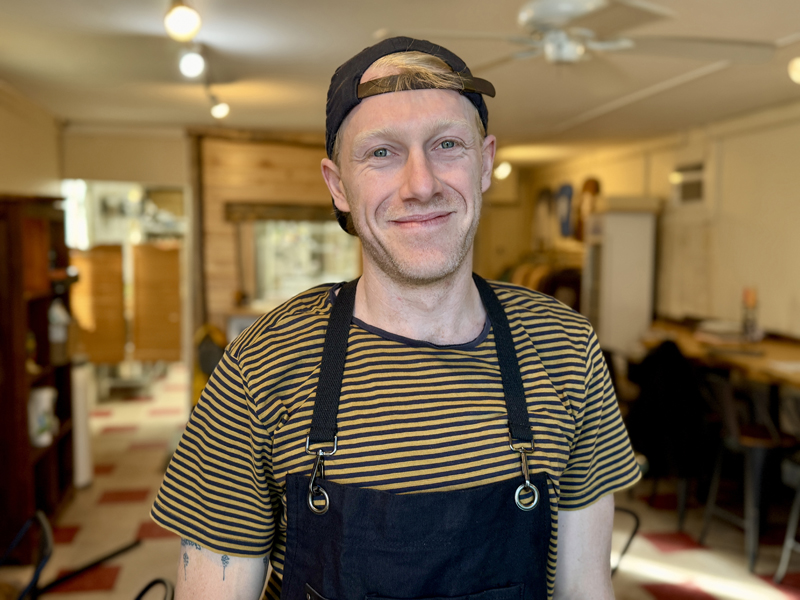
[303,273,539,514]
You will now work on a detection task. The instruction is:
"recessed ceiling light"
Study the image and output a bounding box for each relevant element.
[211,102,230,119]
[789,57,800,85]
[164,1,202,42]
[494,161,513,180]
[180,51,205,78]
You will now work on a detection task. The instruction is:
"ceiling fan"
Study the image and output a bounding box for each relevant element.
[377,0,775,72]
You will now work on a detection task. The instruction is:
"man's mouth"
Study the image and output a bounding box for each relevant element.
[390,211,453,226]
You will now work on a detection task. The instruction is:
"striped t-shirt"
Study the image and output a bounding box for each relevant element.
[151,281,641,599]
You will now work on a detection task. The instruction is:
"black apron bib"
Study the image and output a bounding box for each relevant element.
[281,274,551,600]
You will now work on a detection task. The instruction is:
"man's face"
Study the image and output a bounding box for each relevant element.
[323,84,496,286]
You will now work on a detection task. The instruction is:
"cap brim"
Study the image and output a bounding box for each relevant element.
[357,74,496,99]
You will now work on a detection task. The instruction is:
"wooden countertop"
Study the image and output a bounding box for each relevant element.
[644,321,800,388]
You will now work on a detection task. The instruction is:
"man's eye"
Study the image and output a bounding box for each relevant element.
[440,140,456,149]
[373,148,389,157]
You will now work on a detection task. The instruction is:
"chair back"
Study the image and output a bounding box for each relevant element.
[703,374,741,446]
[626,341,713,478]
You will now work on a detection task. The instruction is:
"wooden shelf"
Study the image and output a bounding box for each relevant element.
[23,272,78,302]
[29,418,73,467]
[23,289,53,302]
[0,195,74,562]
[27,365,54,386]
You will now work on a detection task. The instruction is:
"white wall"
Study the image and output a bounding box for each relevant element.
[62,124,189,187]
[0,81,61,196]
[530,98,800,338]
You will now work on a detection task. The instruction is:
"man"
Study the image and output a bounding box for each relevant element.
[152,37,640,600]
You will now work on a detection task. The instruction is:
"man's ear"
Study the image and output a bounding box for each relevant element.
[480,134,497,193]
[321,158,351,213]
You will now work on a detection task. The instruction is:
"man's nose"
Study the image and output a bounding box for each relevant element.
[398,148,442,202]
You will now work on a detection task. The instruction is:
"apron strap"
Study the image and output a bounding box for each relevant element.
[471,273,533,445]
[307,274,533,446]
[307,278,359,446]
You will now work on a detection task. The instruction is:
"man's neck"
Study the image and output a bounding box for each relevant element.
[352,260,487,346]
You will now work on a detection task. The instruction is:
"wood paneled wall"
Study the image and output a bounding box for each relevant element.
[200,138,330,331]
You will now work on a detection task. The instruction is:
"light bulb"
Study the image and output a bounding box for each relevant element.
[211,102,230,119]
[494,161,512,180]
[789,57,800,85]
[180,52,205,78]
[164,2,202,42]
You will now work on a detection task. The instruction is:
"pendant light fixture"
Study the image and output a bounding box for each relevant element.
[208,93,230,119]
[164,0,202,42]
[493,161,513,180]
[211,101,230,119]
[179,46,205,78]
[789,57,800,85]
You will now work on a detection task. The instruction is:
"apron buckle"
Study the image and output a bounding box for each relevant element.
[509,436,540,512]
[305,436,337,515]
[305,435,338,456]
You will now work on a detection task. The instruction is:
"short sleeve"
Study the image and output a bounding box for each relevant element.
[557,329,641,510]
[151,350,275,557]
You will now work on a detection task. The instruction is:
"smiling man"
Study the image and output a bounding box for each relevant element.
[152,37,640,600]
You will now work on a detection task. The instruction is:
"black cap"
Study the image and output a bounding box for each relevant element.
[325,36,495,234]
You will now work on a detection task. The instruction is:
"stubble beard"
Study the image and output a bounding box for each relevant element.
[347,185,483,287]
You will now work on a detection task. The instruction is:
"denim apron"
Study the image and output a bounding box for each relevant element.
[281,274,551,600]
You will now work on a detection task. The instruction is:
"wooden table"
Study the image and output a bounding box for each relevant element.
[643,321,800,388]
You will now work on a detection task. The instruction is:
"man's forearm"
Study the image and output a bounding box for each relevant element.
[176,538,267,600]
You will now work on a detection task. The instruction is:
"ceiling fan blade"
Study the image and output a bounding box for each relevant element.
[373,28,537,47]
[568,0,672,38]
[472,48,543,73]
[627,36,775,63]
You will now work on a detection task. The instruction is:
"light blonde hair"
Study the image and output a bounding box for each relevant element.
[331,51,486,166]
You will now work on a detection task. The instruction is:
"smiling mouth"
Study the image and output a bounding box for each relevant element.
[390,211,453,226]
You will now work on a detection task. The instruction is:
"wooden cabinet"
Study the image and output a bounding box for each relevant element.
[0,195,75,562]
[132,242,182,362]
[70,245,126,364]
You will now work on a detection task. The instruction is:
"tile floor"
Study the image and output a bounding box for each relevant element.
[36,363,190,600]
[611,485,800,600]
[11,362,800,599]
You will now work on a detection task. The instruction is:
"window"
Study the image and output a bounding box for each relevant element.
[254,219,360,303]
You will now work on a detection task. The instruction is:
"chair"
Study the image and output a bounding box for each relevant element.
[0,511,53,600]
[612,507,640,577]
[2,512,174,600]
[134,578,174,600]
[774,450,800,583]
[625,341,716,531]
[698,374,795,572]
[773,386,800,583]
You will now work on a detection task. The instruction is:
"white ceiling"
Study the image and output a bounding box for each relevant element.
[2,0,800,149]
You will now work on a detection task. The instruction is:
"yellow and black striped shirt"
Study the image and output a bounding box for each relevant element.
[152,281,641,599]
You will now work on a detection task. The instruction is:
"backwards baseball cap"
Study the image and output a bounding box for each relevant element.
[325,36,496,234]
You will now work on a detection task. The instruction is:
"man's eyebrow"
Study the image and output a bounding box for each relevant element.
[351,126,402,149]
[351,119,475,150]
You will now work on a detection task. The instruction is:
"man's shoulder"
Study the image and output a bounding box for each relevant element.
[488,280,590,330]
[489,281,588,324]
[227,283,335,360]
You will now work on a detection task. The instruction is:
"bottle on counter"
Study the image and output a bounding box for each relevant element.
[742,287,760,342]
